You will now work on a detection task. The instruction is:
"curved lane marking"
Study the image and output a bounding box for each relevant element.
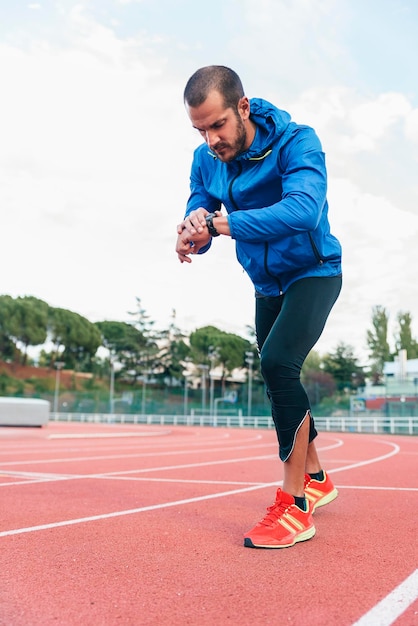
[0,437,402,538]
[327,440,400,475]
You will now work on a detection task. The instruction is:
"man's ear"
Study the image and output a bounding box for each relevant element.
[238,96,251,121]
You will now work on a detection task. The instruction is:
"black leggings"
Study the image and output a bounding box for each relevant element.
[255,275,342,462]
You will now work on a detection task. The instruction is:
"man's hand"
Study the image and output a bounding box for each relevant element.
[175,227,211,263]
[177,208,210,238]
[176,207,223,263]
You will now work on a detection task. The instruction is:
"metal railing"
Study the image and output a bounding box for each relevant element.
[50,413,418,436]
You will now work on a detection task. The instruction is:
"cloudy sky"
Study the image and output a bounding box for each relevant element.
[1,0,418,364]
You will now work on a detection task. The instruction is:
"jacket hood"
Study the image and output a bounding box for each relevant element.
[240,98,292,160]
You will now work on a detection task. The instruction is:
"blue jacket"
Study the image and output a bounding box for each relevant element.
[186,98,342,296]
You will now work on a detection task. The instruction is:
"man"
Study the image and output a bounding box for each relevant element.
[175,66,342,549]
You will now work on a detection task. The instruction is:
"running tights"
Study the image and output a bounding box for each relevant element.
[255,275,342,462]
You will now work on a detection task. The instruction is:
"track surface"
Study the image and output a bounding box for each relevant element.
[0,422,417,626]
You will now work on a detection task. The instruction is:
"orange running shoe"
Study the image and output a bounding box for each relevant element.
[244,489,315,549]
[304,471,338,513]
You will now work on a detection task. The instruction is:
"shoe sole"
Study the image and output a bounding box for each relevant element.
[244,525,316,549]
[311,487,338,513]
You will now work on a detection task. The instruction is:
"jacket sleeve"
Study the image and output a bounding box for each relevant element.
[185,154,222,217]
[184,152,222,254]
[228,128,328,242]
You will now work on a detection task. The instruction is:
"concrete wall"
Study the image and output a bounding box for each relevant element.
[0,398,50,426]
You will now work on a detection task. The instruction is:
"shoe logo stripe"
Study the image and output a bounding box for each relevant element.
[305,487,323,499]
[279,513,305,533]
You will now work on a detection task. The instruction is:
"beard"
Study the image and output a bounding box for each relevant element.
[212,115,247,163]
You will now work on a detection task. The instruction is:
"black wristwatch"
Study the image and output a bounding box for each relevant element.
[205,213,220,237]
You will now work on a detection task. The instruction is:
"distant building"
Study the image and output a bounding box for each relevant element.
[383,351,418,380]
[352,350,418,417]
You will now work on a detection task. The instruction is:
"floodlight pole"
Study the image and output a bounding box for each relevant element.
[245,351,254,417]
[109,354,115,414]
[53,361,65,414]
[209,346,219,417]
[199,364,209,414]
[183,373,189,416]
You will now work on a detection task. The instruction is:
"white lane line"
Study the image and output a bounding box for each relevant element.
[351,569,418,626]
[0,469,81,487]
[0,454,279,487]
[0,439,401,538]
[0,433,341,466]
[327,441,400,474]
[0,434,400,487]
[0,470,70,479]
[48,430,172,439]
[0,431,262,452]
[83,476,265,486]
[0,442,278,467]
[338,485,418,492]
[90,453,278,476]
[0,435,341,485]
[318,438,344,451]
[0,452,277,486]
[0,439,400,489]
[0,482,280,538]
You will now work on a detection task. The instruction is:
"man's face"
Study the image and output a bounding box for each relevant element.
[186,90,251,163]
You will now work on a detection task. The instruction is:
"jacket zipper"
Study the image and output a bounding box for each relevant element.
[264,242,283,294]
[308,233,324,265]
[228,162,242,211]
[263,233,323,296]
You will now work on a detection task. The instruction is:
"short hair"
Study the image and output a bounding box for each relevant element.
[184,65,245,110]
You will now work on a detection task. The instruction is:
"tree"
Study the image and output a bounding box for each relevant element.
[189,325,252,391]
[366,305,391,381]
[157,310,192,384]
[301,350,337,405]
[394,311,418,359]
[128,297,156,337]
[302,350,322,373]
[303,370,337,406]
[95,320,149,380]
[189,325,221,364]
[11,296,49,364]
[322,342,364,391]
[160,338,191,384]
[216,333,252,381]
[48,307,102,370]
[0,295,19,361]
[125,298,160,383]
[0,295,49,364]
[96,320,144,355]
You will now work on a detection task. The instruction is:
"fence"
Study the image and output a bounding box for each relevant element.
[50,413,418,436]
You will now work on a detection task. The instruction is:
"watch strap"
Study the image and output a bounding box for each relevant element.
[205,213,220,237]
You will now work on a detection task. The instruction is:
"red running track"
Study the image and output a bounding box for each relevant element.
[0,422,417,626]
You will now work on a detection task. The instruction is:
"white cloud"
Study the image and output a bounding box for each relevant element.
[287,87,413,154]
[405,107,418,142]
[230,0,351,97]
[343,92,412,152]
[0,9,195,325]
[322,176,418,360]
